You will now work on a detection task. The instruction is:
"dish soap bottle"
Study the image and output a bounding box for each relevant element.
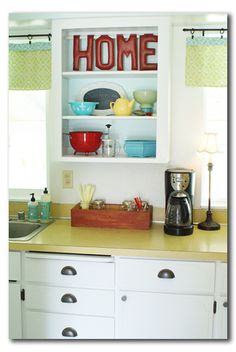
[28,193,39,223]
[39,187,51,223]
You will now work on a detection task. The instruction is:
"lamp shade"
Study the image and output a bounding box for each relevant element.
[198,133,219,154]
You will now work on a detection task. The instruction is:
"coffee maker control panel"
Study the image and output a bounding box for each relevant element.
[171,173,190,191]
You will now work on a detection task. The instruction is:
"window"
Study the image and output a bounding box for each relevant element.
[9,90,47,199]
[201,87,227,208]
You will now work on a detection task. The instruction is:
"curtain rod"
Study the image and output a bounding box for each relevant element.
[183,28,227,38]
[9,33,52,39]
[183,28,227,32]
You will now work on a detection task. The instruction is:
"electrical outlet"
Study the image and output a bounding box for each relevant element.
[63,170,73,188]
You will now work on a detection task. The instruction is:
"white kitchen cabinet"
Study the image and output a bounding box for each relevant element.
[9,251,22,339]
[116,257,216,339]
[22,252,115,339]
[213,262,228,339]
[11,251,227,339]
[51,15,171,163]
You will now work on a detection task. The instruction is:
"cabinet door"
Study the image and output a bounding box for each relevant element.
[213,262,228,339]
[9,283,22,339]
[117,290,213,339]
[214,296,228,339]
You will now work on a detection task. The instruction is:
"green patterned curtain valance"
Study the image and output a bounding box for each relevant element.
[185,37,227,87]
[9,42,51,90]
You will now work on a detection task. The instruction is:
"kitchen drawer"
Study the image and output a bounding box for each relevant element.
[24,311,114,339]
[9,251,21,281]
[25,284,114,316]
[118,258,215,294]
[24,253,115,289]
[215,262,227,295]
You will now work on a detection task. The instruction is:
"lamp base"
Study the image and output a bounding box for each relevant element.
[198,210,221,231]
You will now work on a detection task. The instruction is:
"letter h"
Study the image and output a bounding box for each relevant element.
[73,35,94,71]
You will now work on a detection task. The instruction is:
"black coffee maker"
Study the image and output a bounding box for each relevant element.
[164,168,195,236]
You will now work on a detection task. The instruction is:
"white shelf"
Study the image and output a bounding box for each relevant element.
[61,154,160,164]
[62,70,157,78]
[62,115,157,120]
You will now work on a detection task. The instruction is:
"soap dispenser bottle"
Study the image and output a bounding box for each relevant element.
[28,193,39,223]
[39,187,51,223]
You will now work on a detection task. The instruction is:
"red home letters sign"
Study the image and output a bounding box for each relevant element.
[73,34,158,71]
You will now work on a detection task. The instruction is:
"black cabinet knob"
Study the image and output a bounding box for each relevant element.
[158,268,175,279]
[61,293,77,303]
[121,295,127,302]
[223,301,228,308]
[62,327,78,337]
[61,266,77,276]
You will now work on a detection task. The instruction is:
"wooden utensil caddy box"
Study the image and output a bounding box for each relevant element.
[71,203,153,230]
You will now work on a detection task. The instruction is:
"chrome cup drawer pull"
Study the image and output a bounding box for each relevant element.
[62,327,78,337]
[157,269,175,279]
[61,266,77,276]
[61,293,77,303]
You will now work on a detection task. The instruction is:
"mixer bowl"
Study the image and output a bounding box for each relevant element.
[133,90,157,108]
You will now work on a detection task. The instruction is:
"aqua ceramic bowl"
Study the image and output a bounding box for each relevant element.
[69,102,99,116]
[124,140,156,157]
[133,90,157,108]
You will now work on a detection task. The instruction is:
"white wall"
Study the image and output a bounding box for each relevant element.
[49,25,205,208]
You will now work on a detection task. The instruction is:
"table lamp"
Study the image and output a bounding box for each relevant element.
[198,132,220,230]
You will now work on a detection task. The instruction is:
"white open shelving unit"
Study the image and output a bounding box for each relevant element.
[51,16,171,163]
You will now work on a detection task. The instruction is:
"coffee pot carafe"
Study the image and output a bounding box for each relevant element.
[166,191,192,226]
[164,169,195,236]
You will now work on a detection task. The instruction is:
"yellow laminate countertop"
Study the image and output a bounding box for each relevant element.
[9,220,227,261]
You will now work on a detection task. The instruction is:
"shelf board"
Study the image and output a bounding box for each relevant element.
[62,70,157,78]
[61,154,159,163]
[62,115,157,120]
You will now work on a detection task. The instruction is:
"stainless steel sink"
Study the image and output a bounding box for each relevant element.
[9,220,52,241]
